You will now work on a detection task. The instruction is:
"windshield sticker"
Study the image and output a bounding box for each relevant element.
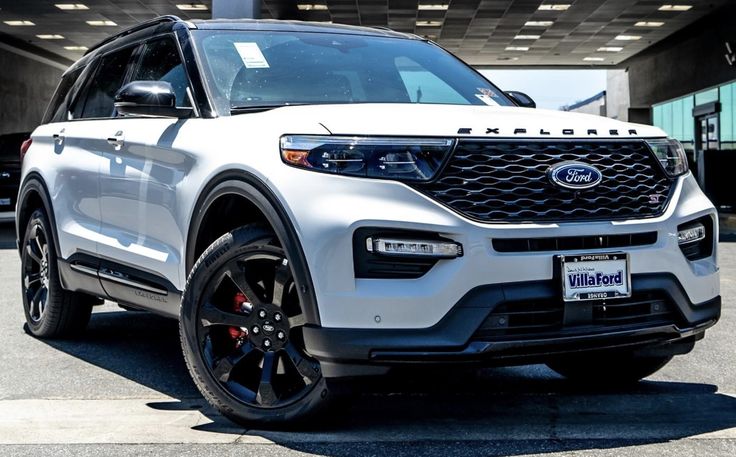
[478,88,498,98]
[234,42,270,69]
[475,94,497,106]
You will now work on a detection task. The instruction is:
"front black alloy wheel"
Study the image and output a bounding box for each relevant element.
[21,209,94,338]
[180,225,330,425]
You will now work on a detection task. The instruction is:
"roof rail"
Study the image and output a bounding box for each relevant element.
[84,15,183,56]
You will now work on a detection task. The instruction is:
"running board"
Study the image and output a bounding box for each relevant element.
[71,262,169,296]
[98,268,169,296]
[69,263,98,277]
[60,254,181,319]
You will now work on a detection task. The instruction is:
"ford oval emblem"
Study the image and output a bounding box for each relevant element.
[547,162,603,190]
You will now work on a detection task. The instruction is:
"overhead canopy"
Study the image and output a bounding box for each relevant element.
[0,0,728,66]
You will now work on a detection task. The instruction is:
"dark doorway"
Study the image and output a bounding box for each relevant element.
[696,113,719,152]
[694,104,735,210]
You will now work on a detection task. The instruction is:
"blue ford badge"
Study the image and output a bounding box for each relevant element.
[548,162,603,190]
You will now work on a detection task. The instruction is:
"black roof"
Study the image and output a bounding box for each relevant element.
[84,15,182,56]
[68,15,420,75]
[191,19,419,40]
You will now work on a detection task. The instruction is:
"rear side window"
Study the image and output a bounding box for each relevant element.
[43,67,83,124]
[76,46,136,119]
[131,37,191,107]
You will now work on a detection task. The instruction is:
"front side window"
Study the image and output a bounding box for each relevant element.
[131,37,191,107]
[192,30,513,114]
[75,46,136,119]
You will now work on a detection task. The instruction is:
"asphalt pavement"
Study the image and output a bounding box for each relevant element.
[0,221,735,456]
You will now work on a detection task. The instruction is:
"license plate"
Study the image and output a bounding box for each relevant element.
[0,198,10,206]
[560,252,631,301]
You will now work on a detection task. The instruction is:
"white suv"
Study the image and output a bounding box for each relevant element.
[16,16,721,425]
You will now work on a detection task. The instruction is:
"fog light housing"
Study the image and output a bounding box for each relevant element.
[366,237,463,259]
[677,223,706,245]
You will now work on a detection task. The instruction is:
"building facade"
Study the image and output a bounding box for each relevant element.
[611,2,736,210]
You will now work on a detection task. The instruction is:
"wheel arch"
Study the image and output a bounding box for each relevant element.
[186,170,321,326]
[16,173,60,258]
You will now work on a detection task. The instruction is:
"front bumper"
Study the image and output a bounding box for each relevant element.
[275,167,719,330]
[303,273,720,376]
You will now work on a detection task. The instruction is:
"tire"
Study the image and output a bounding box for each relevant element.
[546,351,673,384]
[180,224,331,426]
[21,208,94,338]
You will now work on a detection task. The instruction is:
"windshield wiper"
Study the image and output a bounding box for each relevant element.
[230,103,307,114]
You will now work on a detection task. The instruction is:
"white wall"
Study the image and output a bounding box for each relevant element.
[567,98,606,116]
[606,69,631,122]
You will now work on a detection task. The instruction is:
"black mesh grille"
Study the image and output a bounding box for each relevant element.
[412,140,674,223]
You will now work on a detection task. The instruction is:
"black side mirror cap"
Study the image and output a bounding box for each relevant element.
[505,91,536,109]
[115,81,193,118]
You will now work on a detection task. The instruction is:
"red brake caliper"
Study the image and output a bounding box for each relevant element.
[229,292,248,343]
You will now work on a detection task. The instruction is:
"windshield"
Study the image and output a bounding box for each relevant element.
[191,30,514,114]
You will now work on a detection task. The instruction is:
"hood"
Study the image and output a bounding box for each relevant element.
[267,103,665,139]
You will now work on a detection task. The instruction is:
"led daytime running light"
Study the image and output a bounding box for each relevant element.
[366,237,463,258]
[677,223,706,245]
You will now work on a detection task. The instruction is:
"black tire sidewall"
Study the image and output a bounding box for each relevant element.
[21,209,62,336]
[179,225,330,426]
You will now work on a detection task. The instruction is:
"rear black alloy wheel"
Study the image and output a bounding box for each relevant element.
[24,220,50,324]
[180,225,330,425]
[21,209,94,338]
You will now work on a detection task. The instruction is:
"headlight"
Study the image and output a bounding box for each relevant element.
[280,135,455,182]
[646,138,688,177]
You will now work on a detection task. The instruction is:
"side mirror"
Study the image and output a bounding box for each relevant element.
[114,81,192,118]
[505,91,536,109]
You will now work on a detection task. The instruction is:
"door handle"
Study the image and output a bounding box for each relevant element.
[52,128,65,145]
[106,131,124,149]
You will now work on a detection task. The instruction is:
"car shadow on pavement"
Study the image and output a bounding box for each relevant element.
[37,310,202,400]
[35,308,736,456]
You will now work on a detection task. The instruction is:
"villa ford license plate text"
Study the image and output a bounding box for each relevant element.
[560,253,631,301]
